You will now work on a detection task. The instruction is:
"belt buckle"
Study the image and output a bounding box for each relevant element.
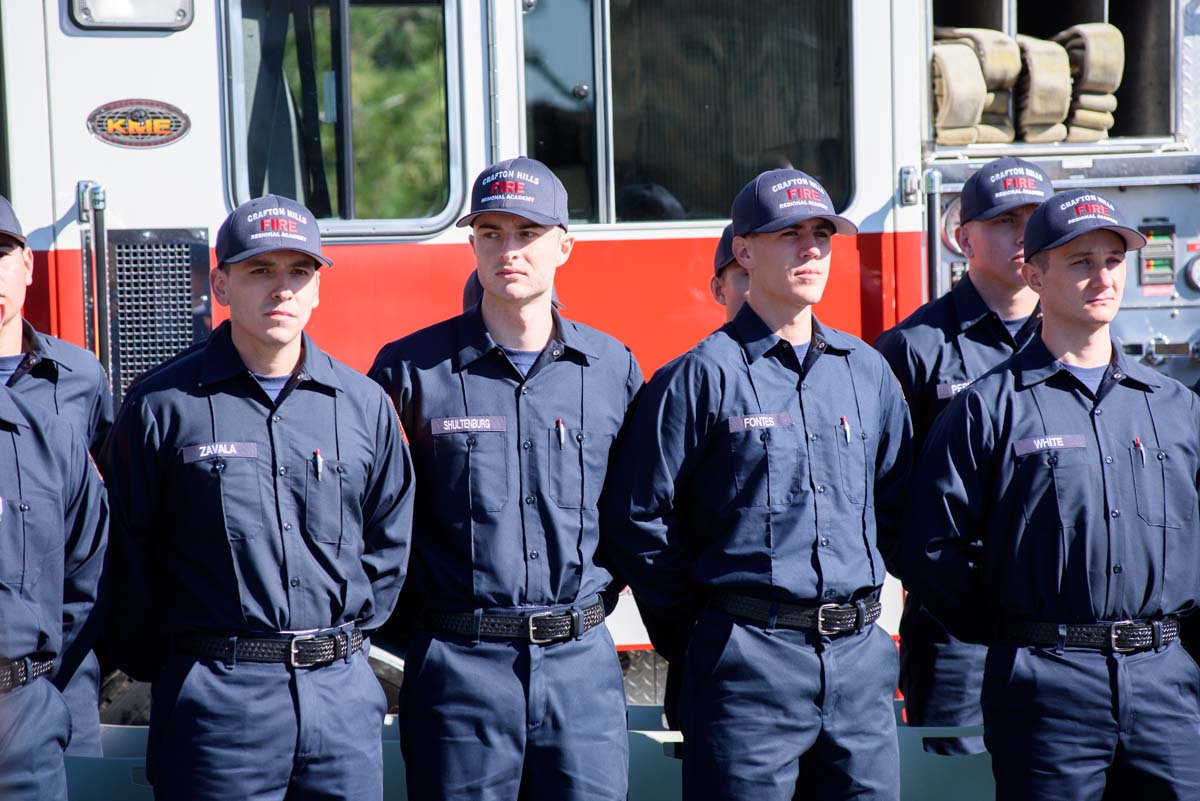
[527,611,559,645]
[289,634,320,668]
[1109,620,1136,653]
[816,603,840,636]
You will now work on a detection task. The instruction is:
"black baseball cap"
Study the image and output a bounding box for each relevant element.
[0,196,26,245]
[731,169,856,238]
[959,157,1053,224]
[457,157,569,230]
[1024,190,1147,260]
[713,224,736,276]
[216,195,332,268]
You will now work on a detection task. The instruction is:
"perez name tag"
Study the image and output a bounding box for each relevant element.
[432,416,507,434]
[181,442,258,462]
[935,380,972,400]
[1013,434,1086,456]
[728,412,794,432]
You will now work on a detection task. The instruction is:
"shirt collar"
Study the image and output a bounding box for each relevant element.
[19,320,71,373]
[1014,336,1160,391]
[453,304,595,371]
[730,304,854,364]
[950,273,1043,338]
[198,321,343,392]
[0,386,29,428]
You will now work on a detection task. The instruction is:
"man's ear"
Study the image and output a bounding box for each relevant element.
[710,274,726,306]
[211,266,230,307]
[733,235,752,272]
[955,222,974,260]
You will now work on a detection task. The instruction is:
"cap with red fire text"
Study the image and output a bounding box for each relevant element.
[216,194,332,268]
[0,196,26,246]
[1024,189,1147,260]
[456,157,569,231]
[959,157,1053,224]
[731,169,856,238]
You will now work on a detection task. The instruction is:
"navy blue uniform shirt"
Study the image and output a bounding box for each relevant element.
[602,304,913,630]
[0,386,108,680]
[103,322,414,680]
[5,321,113,455]
[898,338,1200,642]
[369,305,642,613]
[6,321,113,456]
[874,273,1040,450]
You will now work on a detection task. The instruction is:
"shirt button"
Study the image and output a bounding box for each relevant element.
[1158,452,1166,461]
[19,502,29,512]
[283,522,292,531]
[1113,564,1123,574]
[760,431,769,442]
[290,577,300,587]
[801,383,808,391]
[521,386,530,395]
[552,349,562,357]
[817,485,826,493]
[809,433,818,442]
[1110,509,1120,518]
[272,415,281,423]
[1112,373,1122,381]
[1094,408,1104,415]
[525,496,535,505]
[523,440,532,450]
[820,537,830,546]
[278,466,287,476]
[1104,456,1113,464]
[529,550,539,560]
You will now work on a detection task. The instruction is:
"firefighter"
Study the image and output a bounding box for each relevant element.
[710,223,749,322]
[102,195,415,801]
[873,157,1052,752]
[603,169,912,801]
[0,382,107,798]
[370,157,641,801]
[0,195,113,756]
[898,190,1200,800]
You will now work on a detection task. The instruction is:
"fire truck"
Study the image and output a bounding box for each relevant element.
[3,0,1199,797]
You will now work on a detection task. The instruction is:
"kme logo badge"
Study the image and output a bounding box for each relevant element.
[87,99,190,148]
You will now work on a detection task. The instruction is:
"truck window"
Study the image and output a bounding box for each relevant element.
[235,0,451,221]
[522,0,854,223]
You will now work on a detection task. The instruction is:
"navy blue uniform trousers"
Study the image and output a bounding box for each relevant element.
[0,678,72,800]
[148,647,385,801]
[400,621,628,801]
[680,611,899,801]
[983,642,1200,800]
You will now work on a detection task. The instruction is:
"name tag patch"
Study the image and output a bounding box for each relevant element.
[1013,434,1086,456]
[182,442,258,463]
[432,416,507,434]
[728,412,794,432]
[935,380,972,400]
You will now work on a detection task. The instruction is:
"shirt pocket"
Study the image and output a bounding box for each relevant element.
[1014,447,1087,531]
[727,424,802,510]
[211,456,266,542]
[432,430,510,514]
[549,429,616,510]
[0,489,61,586]
[835,424,871,507]
[1131,446,1191,529]
[305,458,360,545]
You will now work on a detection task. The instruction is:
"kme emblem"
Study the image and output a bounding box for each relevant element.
[87,99,190,148]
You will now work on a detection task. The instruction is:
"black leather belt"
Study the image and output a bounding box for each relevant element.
[712,590,882,635]
[1001,617,1180,653]
[423,600,606,644]
[0,656,53,693]
[177,628,363,668]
